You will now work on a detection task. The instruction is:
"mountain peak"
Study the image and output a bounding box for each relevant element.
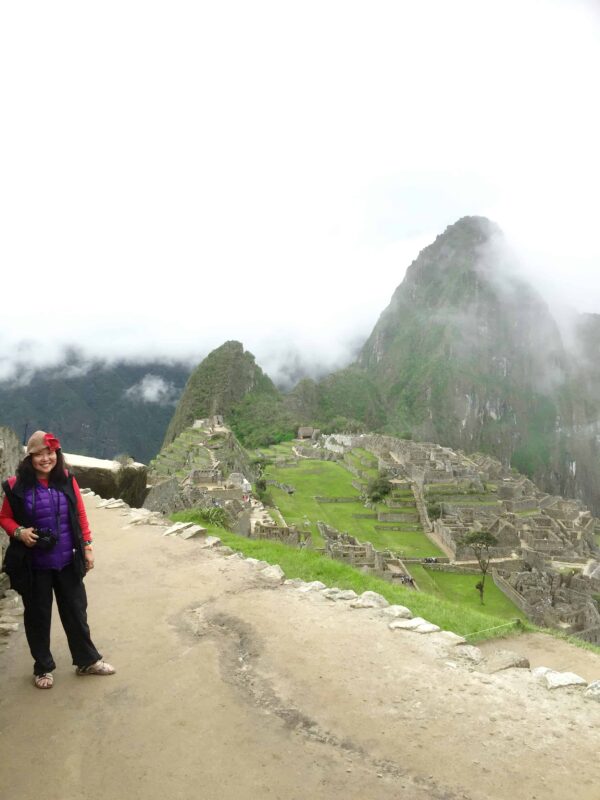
[162,340,277,446]
[443,215,498,238]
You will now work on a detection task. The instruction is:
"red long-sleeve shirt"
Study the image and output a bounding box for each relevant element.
[0,474,92,543]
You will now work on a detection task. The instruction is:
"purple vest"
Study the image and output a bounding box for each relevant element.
[24,484,76,570]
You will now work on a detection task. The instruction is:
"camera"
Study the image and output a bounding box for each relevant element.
[34,527,58,551]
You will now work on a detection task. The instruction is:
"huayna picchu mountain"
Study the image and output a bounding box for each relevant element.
[160,217,600,514]
[163,341,295,448]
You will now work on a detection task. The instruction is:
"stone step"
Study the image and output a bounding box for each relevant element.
[179,525,207,540]
[163,522,196,536]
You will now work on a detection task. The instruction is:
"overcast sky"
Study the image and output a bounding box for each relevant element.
[1,0,599,384]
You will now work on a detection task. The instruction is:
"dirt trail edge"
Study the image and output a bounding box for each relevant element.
[1,499,599,800]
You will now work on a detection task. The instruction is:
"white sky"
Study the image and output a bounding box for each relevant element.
[1,0,599,384]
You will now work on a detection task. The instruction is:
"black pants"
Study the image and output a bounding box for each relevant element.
[22,562,101,675]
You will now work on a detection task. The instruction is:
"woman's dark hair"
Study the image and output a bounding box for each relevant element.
[16,450,68,487]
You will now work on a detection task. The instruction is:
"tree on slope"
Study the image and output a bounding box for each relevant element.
[462,530,498,605]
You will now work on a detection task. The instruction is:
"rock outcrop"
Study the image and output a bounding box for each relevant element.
[66,453,147,508]
[0,427,21,595]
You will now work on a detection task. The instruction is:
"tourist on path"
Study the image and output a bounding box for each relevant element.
[0,430,115,688]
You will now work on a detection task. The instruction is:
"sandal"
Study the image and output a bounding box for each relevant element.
[76,659,116,676]
[34,673,54,689]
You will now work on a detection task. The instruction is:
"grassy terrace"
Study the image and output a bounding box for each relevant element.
[343,448,379,479]
[149,429,214,479]
[257,440,298,458]
[264,457,443,557]
[409,565,527,621]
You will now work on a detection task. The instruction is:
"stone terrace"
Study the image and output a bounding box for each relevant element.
[320,433,600,639]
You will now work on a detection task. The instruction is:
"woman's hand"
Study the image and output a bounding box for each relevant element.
[85,548,94,571]
[18,527,38,548]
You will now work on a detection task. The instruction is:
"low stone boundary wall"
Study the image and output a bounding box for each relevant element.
[378,512,419,523]
[374,525,418,531]
[442,502,500,513]
[315,496,357,503]
[265,480,295,493]
[425,564,481,575]
[492,569,542,623]
[551,555,591,565]
[576,625,600,645]
[503,499,540,512]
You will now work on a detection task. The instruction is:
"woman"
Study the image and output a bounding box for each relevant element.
[0,430,115,688]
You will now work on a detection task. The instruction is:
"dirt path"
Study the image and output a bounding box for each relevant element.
[1,500,599,800]
[478,632,600,682]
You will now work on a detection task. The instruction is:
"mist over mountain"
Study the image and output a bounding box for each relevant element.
[161,217,600,512]
[360,217,568,450]
[355,218,600,510]
[3,216,599,512]
[0,358,191,462]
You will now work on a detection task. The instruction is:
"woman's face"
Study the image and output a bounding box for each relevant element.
[31,447,57,478]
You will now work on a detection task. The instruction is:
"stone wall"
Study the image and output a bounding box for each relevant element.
[144,477,211,515]
[425,564,481,575]
[492,569,541,623]
[232,510,252,537]
[0,427,21,594]
[0,427,21,482]
[251,523,304,547]
[314,496,357,503]
[67,455,148,507]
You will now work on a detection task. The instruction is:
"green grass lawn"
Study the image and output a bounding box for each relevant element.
[343,449,379,479]
[265,459,443,557]
[253,440,298,459]
[351,447,379,466]
[389,489,415,500]
[267,460,357,496]
[409,566,527,622]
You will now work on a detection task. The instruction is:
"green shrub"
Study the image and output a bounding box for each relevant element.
[366,475,392,503]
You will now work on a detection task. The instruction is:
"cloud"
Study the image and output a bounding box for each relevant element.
[124,375,180,405]
[0,0,598,379]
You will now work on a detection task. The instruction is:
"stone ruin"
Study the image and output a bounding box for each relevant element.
[145,421,256,524]
[317,432,600,639]
[193,415,225,431]
[493,556,600,644]
[317,522,415,585]
[250,521,309,548]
